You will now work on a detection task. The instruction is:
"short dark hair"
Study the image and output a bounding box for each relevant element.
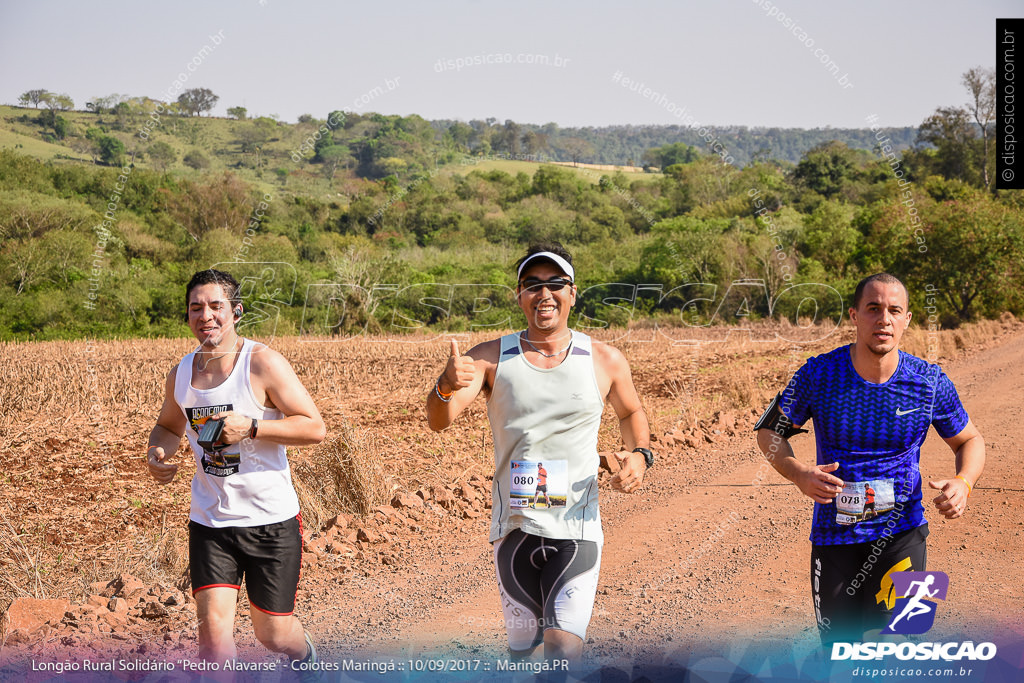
[185,269,240,309]
[852,273,908,309]
[515,241,574,277]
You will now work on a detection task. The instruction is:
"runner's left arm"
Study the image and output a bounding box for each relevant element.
[600,344,651,492]
[929,420,985,519]
[215,348,326,447]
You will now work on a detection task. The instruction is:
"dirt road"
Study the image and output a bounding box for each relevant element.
[1,325,1022,682]
[293,329,1024,680]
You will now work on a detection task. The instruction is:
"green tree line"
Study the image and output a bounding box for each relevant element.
[1,143,1021,340]
[2,68,1020,340]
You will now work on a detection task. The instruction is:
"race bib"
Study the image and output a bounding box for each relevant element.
[509,460,567,510]
[188,404,240,477]
[836,479,895,525]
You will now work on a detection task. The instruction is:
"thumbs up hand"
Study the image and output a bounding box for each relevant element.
[441,338,475,394]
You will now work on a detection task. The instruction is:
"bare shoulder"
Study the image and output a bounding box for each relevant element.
[162,364,179,396]
[591,339,630,371]
[247,343,292,376]
[467,338,501,366]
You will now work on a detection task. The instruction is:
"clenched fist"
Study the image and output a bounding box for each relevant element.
[147,446,178,484]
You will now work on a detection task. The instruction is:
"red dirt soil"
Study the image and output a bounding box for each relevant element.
[1,322,1022,680]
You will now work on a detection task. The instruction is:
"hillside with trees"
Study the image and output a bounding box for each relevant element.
[6,87,918,175]
[0,70,1020,340]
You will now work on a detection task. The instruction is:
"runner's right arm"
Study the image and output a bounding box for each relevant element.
[147,367,187,485]
[755,392,844,504]
[426,338,491,431]
[756,428,844,504]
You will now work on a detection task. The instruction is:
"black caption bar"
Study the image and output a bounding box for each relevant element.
[997,18,1024,189]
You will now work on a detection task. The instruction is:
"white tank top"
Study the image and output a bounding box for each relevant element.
[173,338,300,527]
[487,330,604,543]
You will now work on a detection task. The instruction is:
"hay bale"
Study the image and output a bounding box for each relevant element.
[292,424,387,531]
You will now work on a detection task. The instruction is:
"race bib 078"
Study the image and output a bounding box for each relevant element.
[836,479,895,525]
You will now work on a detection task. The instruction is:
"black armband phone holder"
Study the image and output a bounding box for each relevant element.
[753,393,809,439]
[197,417,227,451]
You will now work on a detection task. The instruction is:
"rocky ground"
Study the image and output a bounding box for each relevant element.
[2,324,1023,681]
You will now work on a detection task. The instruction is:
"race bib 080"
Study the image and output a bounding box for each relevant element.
[509,460,568,510]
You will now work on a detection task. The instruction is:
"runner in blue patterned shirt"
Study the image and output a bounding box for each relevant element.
[754,273,985,644]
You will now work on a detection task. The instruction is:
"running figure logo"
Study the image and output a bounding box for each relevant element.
[881,571,949,634]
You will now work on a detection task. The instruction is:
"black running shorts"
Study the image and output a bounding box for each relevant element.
[189,514,303,615]
[811,524,928,644]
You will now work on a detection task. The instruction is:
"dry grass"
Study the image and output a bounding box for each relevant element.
[292,424,392,529]
[901,315,1017,359]
[0,506,45,600]
[0,317,1020,615]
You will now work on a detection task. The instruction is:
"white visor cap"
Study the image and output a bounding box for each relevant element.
[516,251,575,282]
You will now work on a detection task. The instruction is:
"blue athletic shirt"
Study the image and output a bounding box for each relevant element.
[779,345,969,546]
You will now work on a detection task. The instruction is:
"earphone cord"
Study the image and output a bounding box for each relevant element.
[197,336,241,372]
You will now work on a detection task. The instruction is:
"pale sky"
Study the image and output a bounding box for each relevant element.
[0,0,1015,128]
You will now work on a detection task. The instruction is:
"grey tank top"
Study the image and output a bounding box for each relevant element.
[487,330,605,543]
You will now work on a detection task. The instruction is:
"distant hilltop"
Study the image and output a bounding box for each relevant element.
[4,88,917,171]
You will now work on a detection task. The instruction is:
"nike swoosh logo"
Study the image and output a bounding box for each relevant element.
[895,407,921,416]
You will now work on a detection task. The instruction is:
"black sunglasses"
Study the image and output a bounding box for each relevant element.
[519,277,574,292]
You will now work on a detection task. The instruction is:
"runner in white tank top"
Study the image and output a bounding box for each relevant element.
[146,269,326,674]
[488,329,604,544]
[426,244,655,670]
[174,336,299,527]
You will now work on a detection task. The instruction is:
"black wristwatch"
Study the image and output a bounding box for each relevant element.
[632,447,654,469]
